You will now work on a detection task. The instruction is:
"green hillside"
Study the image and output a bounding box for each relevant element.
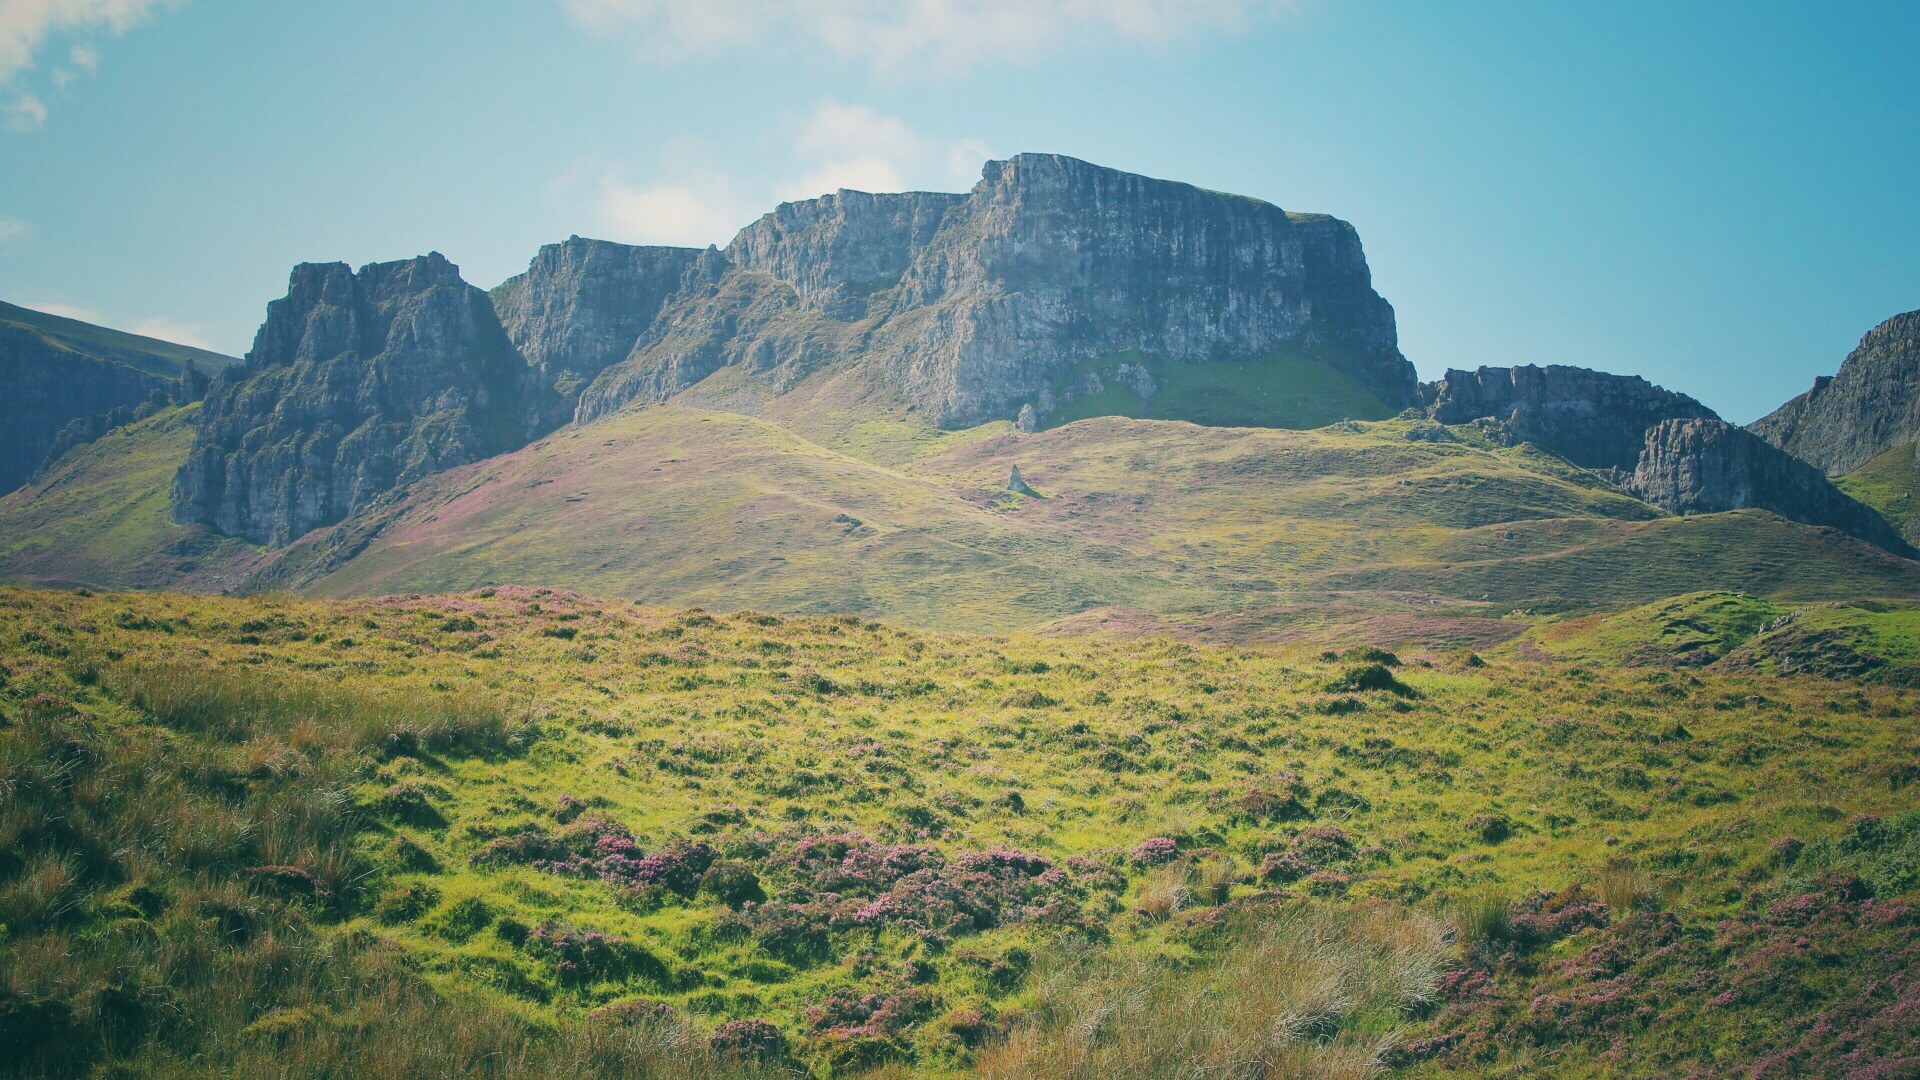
[5,405,1919,641]
[1837,441,1920,544]
[4,585,1918,1077]
[1039,349,1394,430]
[0,405,262,592]
[0,299,239,380]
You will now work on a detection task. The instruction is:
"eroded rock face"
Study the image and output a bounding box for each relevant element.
[1751,309,1920,476]
[171,254,525,546]
[1627,419,1912,554]
[578,153,1417,427]
[490,238,723,434]
[1429,365,1718,472]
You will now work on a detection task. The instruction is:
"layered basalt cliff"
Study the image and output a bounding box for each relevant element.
[490,237,723,434]
[1429,365,1717,472]
[577,153,1419,426]
[1627,419,1913,554]
[1752,309,1920,476]
[171,254,525,546]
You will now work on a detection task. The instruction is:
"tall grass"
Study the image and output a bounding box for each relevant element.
[0,660,780,1080]
[975,904,1448,1080]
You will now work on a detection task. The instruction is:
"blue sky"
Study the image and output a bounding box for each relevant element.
[1,0,1915,422]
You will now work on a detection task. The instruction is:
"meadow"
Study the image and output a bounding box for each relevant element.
[3,583,1919,1077]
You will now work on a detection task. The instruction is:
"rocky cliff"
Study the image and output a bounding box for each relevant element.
[490,237,723,434]
[171,254,525,546]
[0,301,234,495]
[1429,364,1718,472]
[1626,419,1913,554]
[577,153,1418,427]
[1751,309,1920,476]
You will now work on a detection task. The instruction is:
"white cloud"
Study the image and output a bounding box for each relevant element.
[596,179,743,247]
[775,100,986,201]
[0,216,27,244]
[1,0,181,129]
[22,299,104,322]
[560,0,1292,74]
[580,101,988,247]
[130,316,211,349]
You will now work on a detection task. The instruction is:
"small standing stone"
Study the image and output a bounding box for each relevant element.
[1008,465,1037,496]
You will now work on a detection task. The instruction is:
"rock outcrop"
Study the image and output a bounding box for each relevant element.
[577,153,1418,427]
[171,254,525,546]
[1626,419,1913,554]
[490,237,723,434]
[1751,309,1920,476]
[1429,365,1717,472]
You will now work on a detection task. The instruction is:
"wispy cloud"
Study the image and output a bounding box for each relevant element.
[129,316,211,348]
[0,215,28,244]
[1,0,183,130]
[560,0,1292,74]
[587,101,988,246]
[21,299,105,322]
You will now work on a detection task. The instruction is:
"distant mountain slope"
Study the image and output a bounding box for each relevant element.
[0,300,238,494]
[0,404,261,591]
[1752,308,1920,475]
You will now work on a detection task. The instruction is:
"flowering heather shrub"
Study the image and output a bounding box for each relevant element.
[586,998,675,1026]
[551,794,587,823]
[522,920,659,986]
[1293,825,1354,865]
[1129,837,1180,867]
[469,818,714,896]
[1261,850,1315,884]
[1507,884,1611,946]
[707,1018,788,1061]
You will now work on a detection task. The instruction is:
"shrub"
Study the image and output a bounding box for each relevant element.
[1129,837,1181,867]
[372,881,440,924]
[1466,813,1512,844]
[708,1018,788,1061]
[699,860,764,908]
[1326,663,1418,697]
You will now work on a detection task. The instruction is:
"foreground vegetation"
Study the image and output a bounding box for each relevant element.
[4,585,1919,1076]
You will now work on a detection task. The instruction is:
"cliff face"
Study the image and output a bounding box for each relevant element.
[1751,309,1920,476]
[1429,365,1718,472]
[577,153,1417,427]
[171,254,525,546]
[490,238,722,434]
[1627,419,1913,554]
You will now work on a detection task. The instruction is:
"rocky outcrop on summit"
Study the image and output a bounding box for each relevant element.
[171,254,525,547]
[1429,365,1717,472]
[1751,309,1920,476]
[577,153,1418,427]
[1626,419,1912,554]
[490,238,723,434]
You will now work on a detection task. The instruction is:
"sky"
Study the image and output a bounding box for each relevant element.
[1,1,1916,422]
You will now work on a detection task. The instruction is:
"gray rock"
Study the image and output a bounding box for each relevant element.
[1627,418,1912,554]
[1750,309,1920,475]
[171,254,526,546]
[577,153,1417,427]
[1429,364,1717,472]
[490,237,720,434]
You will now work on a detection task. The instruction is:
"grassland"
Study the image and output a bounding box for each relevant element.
[1038,350,1393,431]
[4,584,1919,1076]
[1837,441,1920,544]
[0,405,263,592]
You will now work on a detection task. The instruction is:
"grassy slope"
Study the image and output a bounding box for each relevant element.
[7,404,1919,640]
[1837,441,1920,543]
[1521,591,1786,666]
[0,299,239,379]
[1040,350,1394,430]
[0,405,263,592]
[4,586,1919,1077]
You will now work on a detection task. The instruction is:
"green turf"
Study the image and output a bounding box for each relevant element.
[1039,349,1395,430]
[0,298,239,379]
[1836,441,1920,544]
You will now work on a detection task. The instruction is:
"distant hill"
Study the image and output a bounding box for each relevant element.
[0,299,238,495]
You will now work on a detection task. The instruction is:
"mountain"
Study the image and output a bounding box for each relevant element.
[170,254,527,546]
[1625,418,1913,553]
[0,299,238,494]
[1426,364,1908,553]
[577,154,1418,429]
[1752,308,1920,475]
